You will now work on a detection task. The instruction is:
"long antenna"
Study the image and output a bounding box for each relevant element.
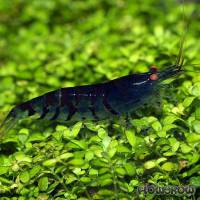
[175,0,189,69]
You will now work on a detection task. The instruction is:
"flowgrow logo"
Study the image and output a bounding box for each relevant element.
[137,185,196,196]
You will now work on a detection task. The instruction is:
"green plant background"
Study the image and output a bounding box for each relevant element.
[0,0,200,199]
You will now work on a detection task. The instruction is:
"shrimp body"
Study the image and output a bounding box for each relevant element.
[9,73,156,122]
[0,64,183,136]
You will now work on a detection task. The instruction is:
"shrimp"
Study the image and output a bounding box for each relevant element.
[0,46,185,138]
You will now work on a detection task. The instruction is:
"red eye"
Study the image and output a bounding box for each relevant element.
[150,65,158,73]
[150,74,158,81]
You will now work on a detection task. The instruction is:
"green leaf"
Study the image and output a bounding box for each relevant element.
[73,168,85,175]
[0,166,9,175]
[152,121,162,132]
[80,177,91,183]
[171,141,180,152]
[124,163,136,176]
[69,139,87,149]
[28,133,46,142]
[89,168,98,176]
[163,151,175,156]
[187,164,200,177]
[190,176,200,187]
[68,159,85,166]
[161,162,176,171]
[98,128,107,139]
[189,153,200,165]
[187,133,200,143]
[191,84,200,96]
[192,120,200,134]
[62,127,71,139]
[102,136,111,150]
[19,171,30,183]
[157,130,166,137]
[130,179,139,186]
[144,160,156,169]
[156,158,167,165]
[56,125,68,132]
[0,155,11,166]
[18,129,29,143]
[116,167,126,176]
[52,131,63,141]
[38,177,49,191]
[71,122,82,138]
[84,122,101,132]
[125,130,136,147]
[108,147,117,158]
[163,116,178,125]
[59,153,73,160]
[163,124,177,132]
[98,189,114,196]
[183,97,195,107]
[14,152,32,163]
[117,145,131,153]
[85,151,94,161]
[29,165,41,178]
[195,107,200,120]
[99,178,112,186]
[19,128,29,135]
[180,143,192,153]
[65,174,77,184]
[43,159,57,167]
[131,118,149,127]
[0,177,13,184]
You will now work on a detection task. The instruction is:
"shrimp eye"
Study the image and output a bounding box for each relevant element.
[150,73,158,81]
[150,65,158,73]
[149,65,158,81]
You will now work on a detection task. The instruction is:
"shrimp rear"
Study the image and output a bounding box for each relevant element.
[0,105,27,138]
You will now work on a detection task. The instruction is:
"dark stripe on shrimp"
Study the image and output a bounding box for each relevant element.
[60,88,78,121]
[67,103,77,121]
[50,107,60,120]
[39,106,49,119]
[40,90,61,120]
[19,102,36,116]
[103,95,119,115]
[50,89,62,120]
[89,106,99,120]
[75,93,80,106]
[89,94,99,120]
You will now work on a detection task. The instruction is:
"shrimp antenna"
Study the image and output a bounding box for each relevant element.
[175,0,189,70]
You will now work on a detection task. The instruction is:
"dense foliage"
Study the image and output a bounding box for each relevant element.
[0,0,200,199]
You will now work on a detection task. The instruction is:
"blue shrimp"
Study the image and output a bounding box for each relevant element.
[0,50,184,138]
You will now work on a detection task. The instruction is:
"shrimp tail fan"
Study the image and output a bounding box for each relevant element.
[0,108,19,140]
